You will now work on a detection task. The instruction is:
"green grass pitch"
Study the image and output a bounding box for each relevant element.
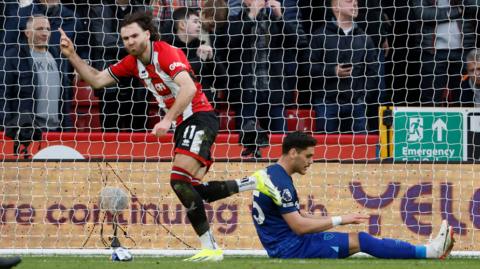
[11,256,480,269]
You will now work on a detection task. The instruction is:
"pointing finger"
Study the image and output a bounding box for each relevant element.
[58,28,66,37]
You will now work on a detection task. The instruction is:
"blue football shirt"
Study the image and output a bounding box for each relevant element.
[252,163,301,257]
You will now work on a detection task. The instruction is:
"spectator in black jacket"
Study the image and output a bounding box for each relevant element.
[0,15,73,133]
[226,0,307,156]
[410,0,479,106]
[165,7,227,106]
[88,0,149,131]
[227,0,309,106]
[357,0,392,130]
[309,0,379,133]
[451,49,480,107]
[198,0,229,80]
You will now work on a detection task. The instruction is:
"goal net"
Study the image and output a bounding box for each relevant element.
[0,0,478,257]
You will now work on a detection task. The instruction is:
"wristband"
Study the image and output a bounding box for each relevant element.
[331,216,342,227]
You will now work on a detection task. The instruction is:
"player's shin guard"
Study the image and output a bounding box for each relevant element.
[358,232,426,259]
[170,166,209,236]
[194,181,239,202]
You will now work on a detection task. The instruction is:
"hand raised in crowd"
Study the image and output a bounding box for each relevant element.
[336,64,353,78]
[197,44,213,61]
[266,0,283,19]
[247,0,266,20]
[59,28,75,58]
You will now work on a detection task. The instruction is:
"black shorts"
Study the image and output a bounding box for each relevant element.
[173,111,219,168]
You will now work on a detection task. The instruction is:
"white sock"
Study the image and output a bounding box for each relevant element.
[199,229,218,250]
[236,176,256,192]
[426,244,437,258]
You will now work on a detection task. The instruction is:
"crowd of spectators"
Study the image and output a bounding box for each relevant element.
[1,0,479,142]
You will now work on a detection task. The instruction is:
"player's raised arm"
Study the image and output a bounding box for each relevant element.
[59,28,115,89]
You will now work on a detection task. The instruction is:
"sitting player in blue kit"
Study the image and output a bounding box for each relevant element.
[252,131,455,259]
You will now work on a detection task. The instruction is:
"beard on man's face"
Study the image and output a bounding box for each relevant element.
[127,41,148,56]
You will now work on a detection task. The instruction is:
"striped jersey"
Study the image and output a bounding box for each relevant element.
[108,41,213,124]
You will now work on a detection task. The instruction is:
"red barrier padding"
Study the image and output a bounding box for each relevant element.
[0,132,378,160]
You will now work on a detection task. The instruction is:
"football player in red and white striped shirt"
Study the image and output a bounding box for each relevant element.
[59,11,281,261]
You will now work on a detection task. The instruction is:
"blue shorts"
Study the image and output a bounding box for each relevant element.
[277,232,350,259]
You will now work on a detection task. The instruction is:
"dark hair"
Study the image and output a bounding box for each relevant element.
[172,7,200,33]
[201,0,228,29]
[282,131,317,155]
[121,11,160,41]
